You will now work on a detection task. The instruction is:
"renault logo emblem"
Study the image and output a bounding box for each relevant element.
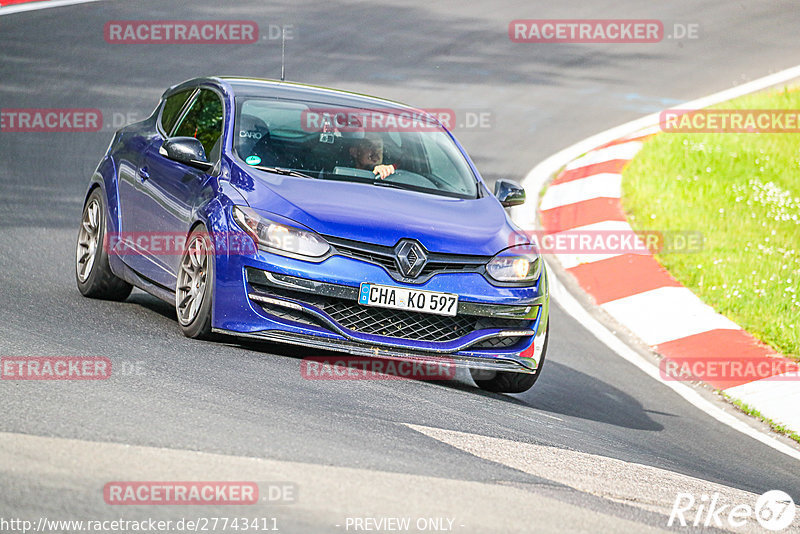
[394,240,427,278]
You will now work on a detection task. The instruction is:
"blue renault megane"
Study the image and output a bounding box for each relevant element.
[75,77,549,393]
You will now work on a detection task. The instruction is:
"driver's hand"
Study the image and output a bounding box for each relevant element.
[373,164,396,180]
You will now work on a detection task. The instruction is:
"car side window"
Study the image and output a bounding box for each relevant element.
[172,89,224,161]
[159,89,194,134]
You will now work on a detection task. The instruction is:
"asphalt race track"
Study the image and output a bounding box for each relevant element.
[2,1,800,532]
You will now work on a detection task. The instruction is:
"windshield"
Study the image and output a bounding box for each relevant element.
[234,98,479,199]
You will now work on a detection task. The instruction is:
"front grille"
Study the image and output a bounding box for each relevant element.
[325,236,489,282]
[323,299,477,341]
[334,246,396,272]
[252,285,531,348]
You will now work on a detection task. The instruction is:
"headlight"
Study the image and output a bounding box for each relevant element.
[486,244,541,283]
[232,206,330,258]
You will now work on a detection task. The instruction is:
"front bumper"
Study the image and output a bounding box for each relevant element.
[212,328,541,373]
[212,247,549,374]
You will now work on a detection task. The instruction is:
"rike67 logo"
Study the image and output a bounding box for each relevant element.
[669,490,796,531]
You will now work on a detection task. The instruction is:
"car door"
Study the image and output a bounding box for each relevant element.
[123,87,224,288]
[117,87,196,280]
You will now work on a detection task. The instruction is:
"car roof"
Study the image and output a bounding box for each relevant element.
[171,76,424,115]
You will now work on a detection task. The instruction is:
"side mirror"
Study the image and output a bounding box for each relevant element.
[494,179,526,207]
[159,137,213,171]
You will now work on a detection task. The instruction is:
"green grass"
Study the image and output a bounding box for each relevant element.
[622,86,800,361]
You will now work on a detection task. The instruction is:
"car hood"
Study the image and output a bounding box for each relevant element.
[230,168,525,256]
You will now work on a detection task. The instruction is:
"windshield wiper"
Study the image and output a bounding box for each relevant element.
[371,179,468,198]
[372,180,410,190]
[251,165,315,179]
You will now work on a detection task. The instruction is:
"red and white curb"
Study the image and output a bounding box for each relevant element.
[540,132,800,428]
[513,65,800,456]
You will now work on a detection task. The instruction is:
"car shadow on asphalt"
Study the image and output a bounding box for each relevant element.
[124,291,178,321]
[121,291,670,432]
[223,332,670,432]
[430,361,670,432]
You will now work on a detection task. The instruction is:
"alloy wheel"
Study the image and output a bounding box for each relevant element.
[176,235,209,325]
[76,199,101,282]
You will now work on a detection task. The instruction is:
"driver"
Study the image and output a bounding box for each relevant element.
[349,133,396,179]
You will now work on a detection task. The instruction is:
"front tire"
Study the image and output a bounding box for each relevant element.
[471,319,549,394]
[176,226,214,339]
[75,188,133,301]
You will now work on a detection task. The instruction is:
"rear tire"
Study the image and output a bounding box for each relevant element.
[471,319,549,394]
[176,225,214,339]
[75,188,133,301]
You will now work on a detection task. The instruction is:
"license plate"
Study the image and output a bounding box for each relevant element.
[358,283,458,316]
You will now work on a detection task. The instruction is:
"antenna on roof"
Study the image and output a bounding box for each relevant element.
[280,28,286,82]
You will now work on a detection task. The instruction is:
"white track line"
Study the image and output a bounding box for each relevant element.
[516,64,800,462]
[0,0,105,16]
[545,257,800,462]
[407,423,768,530]
[601,287,741,346]
[565,141,643,171]
[556,251,621,269]
[539,173,622,211]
